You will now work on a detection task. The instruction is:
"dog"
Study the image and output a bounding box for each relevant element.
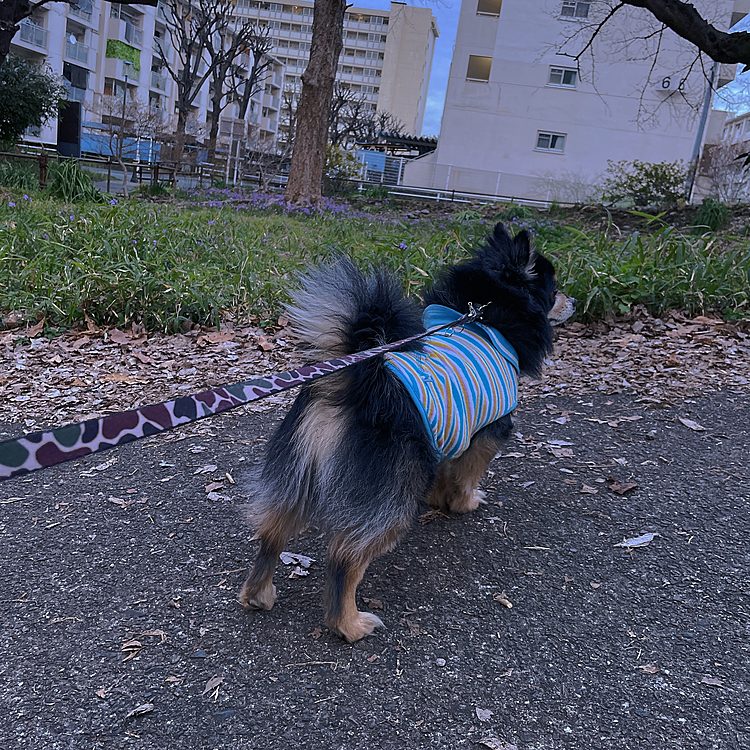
[239,221,576,642]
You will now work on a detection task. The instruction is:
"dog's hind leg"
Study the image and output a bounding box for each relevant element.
[426,416,513,514]
[239,507,297,611]
[323,523,407,643]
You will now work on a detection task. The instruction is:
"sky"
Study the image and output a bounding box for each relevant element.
[361,1,750,137]
[362,0,462,136]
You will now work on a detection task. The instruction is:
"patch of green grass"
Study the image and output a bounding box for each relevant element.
[1,196,748,331]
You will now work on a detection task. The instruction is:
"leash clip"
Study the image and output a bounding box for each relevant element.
[465,301,489,323]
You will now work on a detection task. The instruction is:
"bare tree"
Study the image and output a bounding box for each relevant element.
[699,140,750,201]
[91,93,162,196]
[157,0,241,166]
[0,1,156,67]
[284,0,346,204]
[204,22,271,163]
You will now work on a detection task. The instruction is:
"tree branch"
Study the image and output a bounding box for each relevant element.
[622,0,750,66]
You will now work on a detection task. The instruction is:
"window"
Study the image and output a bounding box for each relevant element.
[536,132,566,152]
[466,55,492,82]
[548,66,577,87]
[476,0,502,15]
[561,1,590,18]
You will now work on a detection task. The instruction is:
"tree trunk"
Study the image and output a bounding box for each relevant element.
[207,87,222,164]
[284,0,345,204]
[173,105,188,167]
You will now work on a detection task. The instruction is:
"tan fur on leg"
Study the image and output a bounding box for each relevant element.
[426,432,498,514]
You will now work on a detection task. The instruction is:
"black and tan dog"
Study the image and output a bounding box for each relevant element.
[239,222,576,642]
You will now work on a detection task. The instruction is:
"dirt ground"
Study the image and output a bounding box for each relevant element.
[1,317,749,750]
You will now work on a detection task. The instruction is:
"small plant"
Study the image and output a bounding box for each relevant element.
[602,159,687,207]
[0,160,37,191]
[361,184,390,200]
[47,159,104,203]
[494,203,534,222]
[691,197,730,234]
[136,181,173,198]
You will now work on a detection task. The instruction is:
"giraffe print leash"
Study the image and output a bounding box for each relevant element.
[0,306,485,481]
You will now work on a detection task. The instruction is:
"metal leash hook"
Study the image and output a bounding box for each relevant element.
[466,301,490,323]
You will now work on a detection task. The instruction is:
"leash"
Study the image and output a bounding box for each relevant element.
[0,304,488,481]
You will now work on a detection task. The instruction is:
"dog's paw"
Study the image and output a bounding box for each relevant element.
[332,612,384,643]
[238,582,277,611]
[450,488,485,514]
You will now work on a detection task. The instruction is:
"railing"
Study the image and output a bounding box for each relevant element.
[124,22,143,47]
[151,71,167,91]
[69,0,93,22]
[18,19,48,49]
[157,1,168,21]
[63,81,86,103]
[123,62,140,82]
[65,39,90,64]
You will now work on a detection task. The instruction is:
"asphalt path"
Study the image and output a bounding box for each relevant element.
[0,389,748,749]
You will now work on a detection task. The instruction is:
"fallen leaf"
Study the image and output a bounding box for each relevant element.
[288,566,309,578]
[367,654,379,662]
[101,373,148,384]
[401,618,426,637]
[580,484,599,494]
[609,481,639,495]
[140,629,168,642]
[614,532,659,549]
[202,675,224,696]
[678,417,707,431]
[257,335,275,351]
[310,627,323,640]
[120,639,143,651]
[493,592,513,609]
[125,703,154,719]
[204,482,224,493]
[700,676,724,686]
[476,707,493,722]
[109,329,131,345]
[362,597,383,610]
[279,552,314,568]
[639,665,659,674]
[590,582,601,589]
[95,688,107,699]
[164,675,184,684]
[194,465,218,475]
[27,320,44,337]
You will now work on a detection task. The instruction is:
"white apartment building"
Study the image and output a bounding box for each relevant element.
[11,0,285,156]
[10,0,437,158]
[234,0,438,135]
[405,0,748,202]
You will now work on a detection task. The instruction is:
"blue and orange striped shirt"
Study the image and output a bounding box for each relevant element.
[384,305,518,460]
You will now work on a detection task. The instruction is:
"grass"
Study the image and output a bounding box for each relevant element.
[1,190,748,332]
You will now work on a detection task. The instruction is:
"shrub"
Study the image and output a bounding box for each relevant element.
[46,159,104,203]
[0,160,38,191]
[361,184,390,200]
[494,203,534,222]
[691,197,730,234]
[602,159,687,207]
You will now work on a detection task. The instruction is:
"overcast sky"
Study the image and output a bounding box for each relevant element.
[363,1,750,136]
[364,0,462,136]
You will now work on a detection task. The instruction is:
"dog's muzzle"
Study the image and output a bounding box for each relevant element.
[549,293,577,326]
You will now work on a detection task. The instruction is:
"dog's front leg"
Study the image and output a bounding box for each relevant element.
[426,417,512,513]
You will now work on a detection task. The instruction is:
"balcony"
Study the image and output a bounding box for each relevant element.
[63,80,86,103]
[65,39,90,64]
[151,71,167,90]
[157,2,168,21]
[18,19,49,49]
[124,22,143,47]
[69,0,93,23]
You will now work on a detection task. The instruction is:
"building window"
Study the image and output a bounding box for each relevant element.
[548,66,577,87]
[476,0,502,15]
[466,55,492,82]
[561,1,590,18]
[536,132,566,152]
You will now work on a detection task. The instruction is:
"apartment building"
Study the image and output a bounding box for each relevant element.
[10,0,437,158]
[405,0,746,202]
[234,0,438,135]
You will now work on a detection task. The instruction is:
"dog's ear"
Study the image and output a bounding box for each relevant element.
[491,221,513,245]
[512,230,537,277]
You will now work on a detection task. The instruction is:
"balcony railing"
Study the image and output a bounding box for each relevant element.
[122,62,140,82]
[151,71,167,90]
[64,81,86,103]
[65,39,90,64]
[124,22,143,47]
[18,19,48,49]
[69,0,93,22]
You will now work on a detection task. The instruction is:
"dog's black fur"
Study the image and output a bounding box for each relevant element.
[239,222,575,642]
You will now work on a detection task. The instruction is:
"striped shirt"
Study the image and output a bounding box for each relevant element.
[384,305,518,460]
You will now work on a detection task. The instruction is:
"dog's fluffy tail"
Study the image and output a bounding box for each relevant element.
[286,256,423,357]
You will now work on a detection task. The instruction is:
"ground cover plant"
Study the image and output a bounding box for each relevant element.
[1,189,749,333]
